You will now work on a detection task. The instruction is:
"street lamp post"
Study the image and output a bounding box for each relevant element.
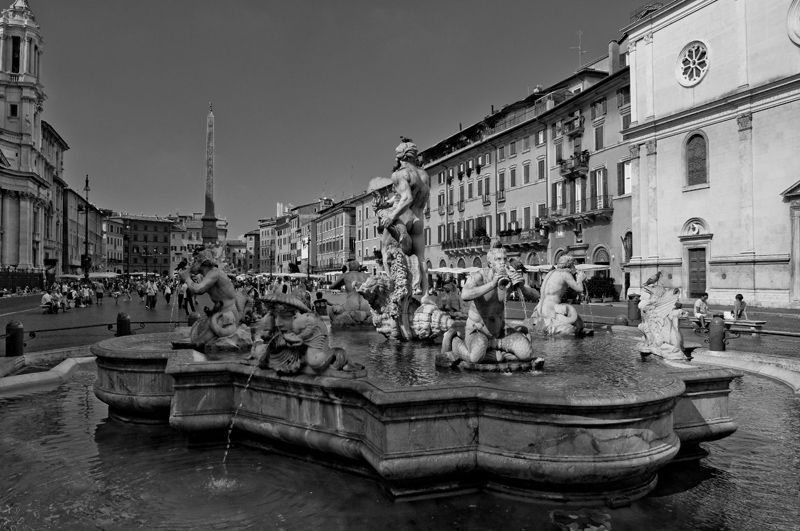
[124,223,131,275]
[142,247,150,277]
[77,174,91,282]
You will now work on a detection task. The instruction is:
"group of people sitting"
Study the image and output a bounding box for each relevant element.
[693,292,748,327]
[40,285,96,313]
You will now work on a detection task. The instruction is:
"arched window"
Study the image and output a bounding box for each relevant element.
[472,257,482,268]
[457,258,466,268]
[439,259,447,268]
[593,247,610,264]
[686,134,707,186]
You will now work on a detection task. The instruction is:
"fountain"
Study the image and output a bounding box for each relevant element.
[89,139,745,504]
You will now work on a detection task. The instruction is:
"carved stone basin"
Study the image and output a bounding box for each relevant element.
[91,329,741,503]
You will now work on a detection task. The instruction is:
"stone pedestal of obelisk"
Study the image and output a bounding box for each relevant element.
[201,103,218,244]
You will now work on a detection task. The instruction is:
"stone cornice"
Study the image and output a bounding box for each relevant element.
[622,0,718,38]
[709,254,790,265]
[625,72,800,142]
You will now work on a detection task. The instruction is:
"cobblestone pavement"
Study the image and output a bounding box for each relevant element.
[0,292,214,355]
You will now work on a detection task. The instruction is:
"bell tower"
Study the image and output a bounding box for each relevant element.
[0,0,46,271]
[0,0,44,158]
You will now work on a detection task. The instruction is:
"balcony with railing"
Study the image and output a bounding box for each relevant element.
[497,227,549,251]
[542,195,614,225]
[559,150,590,178]
[447,204,454,215]
[438,205,446,216]
[424,207,431,219]
[497,190,506,203]
[482,194,491,206]
[563,116,585,138]
[457,200,465,212]
[441,235,492,255]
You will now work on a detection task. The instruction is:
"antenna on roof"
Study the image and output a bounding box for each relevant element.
[570,30,588,68]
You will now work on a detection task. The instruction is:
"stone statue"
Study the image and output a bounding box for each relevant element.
[358,137,430,341]
[636,286,687,360]
[327,260,371,326]
[176,244,252,352]
[252,292,364,376]
[442,246,542,367]
[378,137,430,295]
[526,254,590,337]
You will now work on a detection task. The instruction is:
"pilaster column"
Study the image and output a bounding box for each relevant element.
[21,35,28,75]
[0,33,5,72]
[646,139,658,258]
[628,40,638,124]
[643,33,655,122]
[736,0,749,90]
[3,192,20,267]
[629,143,643,260]
[17,192,33,269]
[738,112,755,255]
[791,201,800,302]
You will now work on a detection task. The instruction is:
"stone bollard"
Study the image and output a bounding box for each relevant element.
[627,295,641,322]
[708,315,726,351]
[187,312,200,327]
[116,313,131,336]
[614,315,629,326]
[5,320,24,357]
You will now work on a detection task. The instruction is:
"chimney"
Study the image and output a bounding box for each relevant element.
[608,39,620,74]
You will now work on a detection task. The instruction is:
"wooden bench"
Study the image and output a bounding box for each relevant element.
[40,304,59,314]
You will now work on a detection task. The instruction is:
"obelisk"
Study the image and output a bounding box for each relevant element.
[201,103,218,244]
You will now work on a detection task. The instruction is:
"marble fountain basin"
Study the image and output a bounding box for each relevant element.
[91,330,741,503]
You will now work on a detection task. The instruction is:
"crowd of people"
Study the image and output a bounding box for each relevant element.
[38,277,199,315]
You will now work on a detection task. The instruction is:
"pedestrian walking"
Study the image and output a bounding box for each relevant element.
[95,280,104,305]
[145,279,157,310]
[164,283,172,305]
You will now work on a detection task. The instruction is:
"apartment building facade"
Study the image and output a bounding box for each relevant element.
[258,217,276,274]
[420,36,630,294]
[315,200,356,273]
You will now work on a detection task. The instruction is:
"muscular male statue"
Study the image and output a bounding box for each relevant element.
[450,247,539,364]
[379,137,430,295]
[178,250,241,343]
[531,254,587,335]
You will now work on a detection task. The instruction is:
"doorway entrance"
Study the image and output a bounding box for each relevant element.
[688,248,707,297]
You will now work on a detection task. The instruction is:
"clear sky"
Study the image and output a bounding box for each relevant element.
[32,0,647,238]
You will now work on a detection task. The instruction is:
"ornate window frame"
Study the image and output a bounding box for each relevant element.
[676,41,710,88]
[683,130,710,191]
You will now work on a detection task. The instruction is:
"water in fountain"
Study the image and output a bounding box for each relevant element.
[222,363,259,464]
[2,361,799,530]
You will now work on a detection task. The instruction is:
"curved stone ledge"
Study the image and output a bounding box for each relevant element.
[166,349,685,502]
[91,333,204,423]
[88,332,744,503]
[0,356,94,394]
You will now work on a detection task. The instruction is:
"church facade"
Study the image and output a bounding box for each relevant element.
[625,0,800,308]
[0,0,68,275]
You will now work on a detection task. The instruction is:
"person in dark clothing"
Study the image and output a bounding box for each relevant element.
[313,291,331,316]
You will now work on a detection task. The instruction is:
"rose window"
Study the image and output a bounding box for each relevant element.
[676,41,709,87]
